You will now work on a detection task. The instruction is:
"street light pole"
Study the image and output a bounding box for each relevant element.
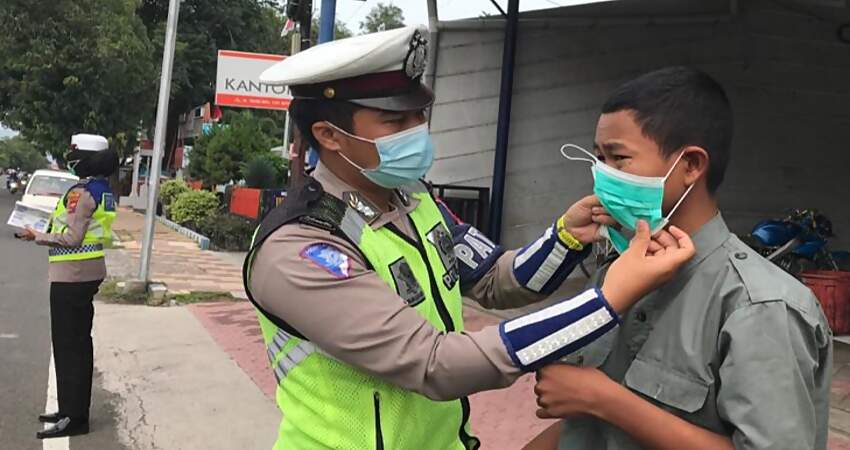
[318,0,337,44]
[139,0,181,283]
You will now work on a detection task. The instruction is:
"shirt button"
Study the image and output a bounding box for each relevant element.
[735,252,748,260]
[636,311,647,322]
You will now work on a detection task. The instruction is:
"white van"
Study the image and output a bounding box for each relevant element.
[22,170,80,212]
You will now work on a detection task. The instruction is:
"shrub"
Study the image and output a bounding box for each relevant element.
[170,190,219,225]
[242,154,280,189]
[195,213,256,251]
[242,152,288,188]
[159,179,190,207]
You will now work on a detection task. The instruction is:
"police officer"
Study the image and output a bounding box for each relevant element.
[244,26,695,450]
[17,133,117,439]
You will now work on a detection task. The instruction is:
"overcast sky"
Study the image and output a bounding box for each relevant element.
[0,124,17,138]
[333,0,612,32]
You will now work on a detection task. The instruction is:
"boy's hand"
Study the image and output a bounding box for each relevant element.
[534,364,616,419]
[561,195,617,244]
[601,220,695,311]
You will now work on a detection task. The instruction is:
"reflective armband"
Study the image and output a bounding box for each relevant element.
[499,288,619,371]
[513,223,591,295]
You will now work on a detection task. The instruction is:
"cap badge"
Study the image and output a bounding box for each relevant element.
[323,87,336,99]
[404,29,428,79]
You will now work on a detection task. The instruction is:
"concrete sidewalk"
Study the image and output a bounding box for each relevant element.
[93,302,278,450]
[111,207,247,298]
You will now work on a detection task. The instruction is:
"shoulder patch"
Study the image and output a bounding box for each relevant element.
[300,243,351,279]
[66,190,82,213]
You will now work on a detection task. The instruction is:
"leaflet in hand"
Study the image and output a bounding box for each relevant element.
[6,201,52,233]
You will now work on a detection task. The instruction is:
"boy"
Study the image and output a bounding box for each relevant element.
[530,67,832,450]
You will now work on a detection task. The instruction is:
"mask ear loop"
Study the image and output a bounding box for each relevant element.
[663,150,688,180]
[324,121,376,144]
[324,121,375,171]
[560,144,598,165]
[663,150,695,221]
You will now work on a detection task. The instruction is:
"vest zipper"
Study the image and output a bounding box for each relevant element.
[374,392,384,450]
[459,397,480,449]
[386,221,477,447]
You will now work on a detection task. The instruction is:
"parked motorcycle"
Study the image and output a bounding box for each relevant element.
[744,209,844,276]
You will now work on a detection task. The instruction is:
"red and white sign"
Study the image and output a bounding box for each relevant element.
[215,50,291,110]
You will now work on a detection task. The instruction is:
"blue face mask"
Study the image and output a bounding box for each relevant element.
[328,122,434,189]
[561,144,693,253]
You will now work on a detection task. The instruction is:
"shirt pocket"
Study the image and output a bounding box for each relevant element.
[624,357,709,413]
[559,327,616,368]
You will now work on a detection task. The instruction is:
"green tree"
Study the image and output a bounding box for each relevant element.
[137,0,287,167]
[188,111,278,186]
[360,3,405,34]
[0,137,48,172]
[0,0,157,161]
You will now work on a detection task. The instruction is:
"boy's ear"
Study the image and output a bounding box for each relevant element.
[682,146,709,186]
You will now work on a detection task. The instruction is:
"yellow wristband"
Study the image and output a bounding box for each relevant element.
[556,216,584,251]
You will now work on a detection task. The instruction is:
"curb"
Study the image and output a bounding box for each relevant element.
[155,215,211,250]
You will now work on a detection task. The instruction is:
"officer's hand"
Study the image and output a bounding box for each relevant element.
[16,226,36,241]
[601,220,694,312]
[561,195,617,244]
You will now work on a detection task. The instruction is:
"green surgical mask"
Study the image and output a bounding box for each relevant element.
[561,144,693,253]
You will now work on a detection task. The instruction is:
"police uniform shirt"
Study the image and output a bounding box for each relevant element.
[558,213,832,450]
[249,162,548,401]
[34,187,106,283]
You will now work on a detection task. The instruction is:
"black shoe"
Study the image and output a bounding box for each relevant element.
[38,412,66,423]
[36,417,89,439]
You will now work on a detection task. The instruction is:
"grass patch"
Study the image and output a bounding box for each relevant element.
[97,279,236,306]
[168,291,234,305]
[97,279,148,305]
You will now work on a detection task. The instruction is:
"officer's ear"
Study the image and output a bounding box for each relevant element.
[311,122,344,153]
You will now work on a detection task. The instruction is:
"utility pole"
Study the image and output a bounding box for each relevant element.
[139,0,181,284]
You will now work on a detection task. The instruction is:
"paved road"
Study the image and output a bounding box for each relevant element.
[0,176,128,450]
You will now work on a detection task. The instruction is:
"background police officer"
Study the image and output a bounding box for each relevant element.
[17,133,118,439]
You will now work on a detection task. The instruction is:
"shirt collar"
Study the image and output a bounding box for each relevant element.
[632,212,732,309]
[681,212,731,273]
[310,162,419,229]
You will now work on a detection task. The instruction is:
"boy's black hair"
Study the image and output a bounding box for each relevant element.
[288,99,362,150]
[601,66,733,193]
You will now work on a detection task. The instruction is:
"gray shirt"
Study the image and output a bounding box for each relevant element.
[559,214,832,450]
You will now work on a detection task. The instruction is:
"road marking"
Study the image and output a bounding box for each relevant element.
[0,333,19,339]
[43,347,69,450]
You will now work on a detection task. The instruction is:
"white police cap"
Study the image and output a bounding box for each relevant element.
[260,25,433,111]
[71,134,109,152]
